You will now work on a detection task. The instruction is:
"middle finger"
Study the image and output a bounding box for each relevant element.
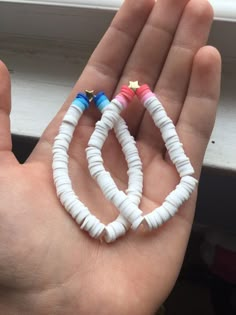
[117,0,192,134]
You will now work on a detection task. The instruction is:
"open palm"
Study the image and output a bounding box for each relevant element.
[0,0,221,314]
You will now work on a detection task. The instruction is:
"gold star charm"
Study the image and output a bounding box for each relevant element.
[128,81,140,92]
[85,90,95,102]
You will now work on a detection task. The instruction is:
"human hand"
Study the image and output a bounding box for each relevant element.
[0,0,221,314]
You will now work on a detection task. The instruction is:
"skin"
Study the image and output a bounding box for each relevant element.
[0,0,221,314]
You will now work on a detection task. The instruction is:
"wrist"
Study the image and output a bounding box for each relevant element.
[0,286,72,315]
[0,274,161,315]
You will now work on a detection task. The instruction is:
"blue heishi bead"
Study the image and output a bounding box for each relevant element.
[94,92,110,111]
[72,93,89,111]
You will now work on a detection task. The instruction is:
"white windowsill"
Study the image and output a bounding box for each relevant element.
[0,0,236,21]
[0,0,122,9]
[209,0,236,22]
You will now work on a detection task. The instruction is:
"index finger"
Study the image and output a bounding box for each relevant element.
[29,0,155,162]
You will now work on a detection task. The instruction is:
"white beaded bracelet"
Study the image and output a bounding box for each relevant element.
[134,84,198,230]
[87,82,198,231]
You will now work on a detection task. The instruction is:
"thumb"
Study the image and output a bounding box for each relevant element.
[0,61,18,167]
[0,61,12,153]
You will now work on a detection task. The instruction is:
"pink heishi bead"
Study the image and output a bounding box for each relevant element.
[116,95,129,108]
[115,85,135,108]
[121,85,135,102]
[136,84,155,103]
